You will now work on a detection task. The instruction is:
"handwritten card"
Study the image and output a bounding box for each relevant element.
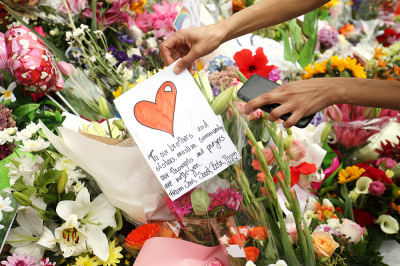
[114,62,240,200]
[174,0,201,31]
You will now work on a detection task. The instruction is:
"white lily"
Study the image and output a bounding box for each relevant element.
[0,81,17,102]
[376,215,399,234]
[354,176,373,194]
[56,187,116,261]
[5,154,43,186]
[6,198,56,262]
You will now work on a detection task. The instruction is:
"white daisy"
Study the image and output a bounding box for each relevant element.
[0,82,17,102]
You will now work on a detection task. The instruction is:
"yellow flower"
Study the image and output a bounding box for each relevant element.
[391,200,400,214]
[96,239,124,266]
[344,57,367,79]
[113,83,135,99]
[314,61,327,73]
[131,0,146,13]
[302,64,318,79]
[330,56,346,72]
[338,166,366,184]
[73,255,99,266]
[323,0,341,8]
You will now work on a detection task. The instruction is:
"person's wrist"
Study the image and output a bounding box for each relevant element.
[215,20,230,45]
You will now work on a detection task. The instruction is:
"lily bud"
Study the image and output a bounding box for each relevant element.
[319,257,329,263]
[57,171,68,194]
[286,128,292,136]
[110,124,120,138]
[113,119,125,131]
[121,80,130,95]
[93,122,107,137]
[13,191,32,206]
[38,210,51,221]
[321,122,332,143]
[99,97,109,118]
[283,136,293,150]
[211,85,235,115]
[284,200,292,211]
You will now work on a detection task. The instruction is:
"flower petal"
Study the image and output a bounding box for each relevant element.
[85,224,110,261]
[56,201,85,221]
[89,194,117,229]
[7,81,17,91]
[36,226,56,250]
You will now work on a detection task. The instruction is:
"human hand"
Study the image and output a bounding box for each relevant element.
[159,23,226,75]
[240,78,339,128]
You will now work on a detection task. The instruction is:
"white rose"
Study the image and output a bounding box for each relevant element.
[122,68,133,81]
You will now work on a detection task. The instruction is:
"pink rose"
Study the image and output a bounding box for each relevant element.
[369,181,386,196]
[205,258,224,266]
[286,140,307,161]
[376,158,397,169]
[338,218,365,243]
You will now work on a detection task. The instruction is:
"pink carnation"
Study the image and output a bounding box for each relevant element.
[369,181,386,196]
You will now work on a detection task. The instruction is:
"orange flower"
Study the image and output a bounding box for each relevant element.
[312,231,339,258]
[249,227,268,241]
[229,233,247,247]
[314,202,338,221]
[339,24,355,35]
[244,247,260,262]
[374,47,386,59]
[157,226,179,239]
[394,66,400,76]
[125,223,161,250]
[378,59,387,67]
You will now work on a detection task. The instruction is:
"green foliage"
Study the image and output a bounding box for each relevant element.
[191,189,211,216]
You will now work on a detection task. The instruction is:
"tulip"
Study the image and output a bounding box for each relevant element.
[375,215,399,234]
[57,61,77,76]
[354,176,373,194]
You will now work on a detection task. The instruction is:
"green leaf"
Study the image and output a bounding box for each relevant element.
[2,99,11,107]
[8,158,21,169]
[27,111,35,121]
[13,104,40,117]
[265,211,284,257]
[367,230,384,251]
[39,170,64,187]
[279,28,295,63]
[298,40,313,69]
[303,217,316,266]
[235,69,248,83]
[1,69,12,84]
[55,110,62,122]
[289,19,302,51]
[303,9,318,37]
[190,189,210,216]
[341,183,354,221]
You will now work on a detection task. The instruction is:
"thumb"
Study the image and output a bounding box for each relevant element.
[173,50,199,74]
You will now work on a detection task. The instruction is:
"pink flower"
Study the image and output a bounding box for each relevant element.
[61,0,88,16]
[40,258,56,266]
[286,140,307,161]
[1,253,39,266]
[376,157,397,169]
[369,181,386,196]
[227,101,264,121]
[57,61,77,76]
[135,11,156,32]
[323,156,340,177]
[338,218,365,243]
[205,258,224,266]
[154,19,175,39]
[333,121,370,148]
[379,109,399,118]
[34,26,46,37]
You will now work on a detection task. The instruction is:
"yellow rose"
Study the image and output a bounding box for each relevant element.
[312,231,339,258]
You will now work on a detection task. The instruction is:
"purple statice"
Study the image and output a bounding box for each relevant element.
[40,259,55,266]
[266,68,282,82]
[208,55,235,72]
[310,111,324,126]
[317,27,339,51]
[208,65,239,93]
[212,86,221,97]
[1,254,39,266]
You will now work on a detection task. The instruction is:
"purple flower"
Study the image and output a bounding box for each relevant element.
[318,27,339,50]
[1,253,39,266]
[266,68,282,82]
[114,50,128,63]
[369,181,386,196]
[0,143,13,159]
[311,111,324,126]
[107,47,117,54]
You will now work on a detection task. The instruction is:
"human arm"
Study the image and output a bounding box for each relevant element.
[240,77,400,128]
[160,0,330,74]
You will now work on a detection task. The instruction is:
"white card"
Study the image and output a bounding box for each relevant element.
[174,0,201,31]
[277,184,316,215]
[226,245,246,258]
[114,62,240,200]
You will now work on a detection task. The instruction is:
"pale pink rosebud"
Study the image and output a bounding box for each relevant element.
[286,140,306,161]
[369,181,386,196]
[219,235,230,247]
[205,258,224,266]
[57,61,77,76]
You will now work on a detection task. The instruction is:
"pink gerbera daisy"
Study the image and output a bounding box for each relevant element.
[1,254,39,266]
[40,258,55,266]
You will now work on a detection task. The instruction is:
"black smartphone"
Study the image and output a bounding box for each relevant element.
[237,74,315,128]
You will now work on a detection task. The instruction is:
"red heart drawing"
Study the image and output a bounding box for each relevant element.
[134,81,177,136]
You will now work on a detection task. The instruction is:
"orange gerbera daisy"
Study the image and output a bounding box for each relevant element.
[314,202,338,221]
[125,223,161,250]
[339,24,355,35]
[374,47,386,59]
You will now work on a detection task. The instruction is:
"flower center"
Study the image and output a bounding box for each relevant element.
[62,227,80,244]
[249,65,256,72]
[3,91,11,98]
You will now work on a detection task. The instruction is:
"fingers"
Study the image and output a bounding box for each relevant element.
[240,92,280,114]
[173,49,201,74]
[160,37,177,66]
[283,112,304,128]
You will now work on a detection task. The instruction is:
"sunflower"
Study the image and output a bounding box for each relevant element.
[125,223,161,250]
[338,166,366,184]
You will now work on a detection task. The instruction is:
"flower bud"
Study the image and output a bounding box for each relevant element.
[121,80,130,95]
[93,122,107,137]
[113,119,125,131]
[284,200,292,211]
[286,128,292,136]
[110,124,120,138]
[13,191,32,206]
[38,210,51,221]
[319,257,329,263]
[211,85,235,115]
[57,171,68,194]
[283,136,293,150]
[99,97,109,118]
[321,122,332,143]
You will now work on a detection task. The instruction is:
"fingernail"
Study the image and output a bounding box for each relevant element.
[174,66,183,74]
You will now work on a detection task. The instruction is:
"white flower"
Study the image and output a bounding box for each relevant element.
[0,131,13,145]
[80,24,89,31]
[22,17,30,24]
[105,52,118,66]
[89,56,96,62]
[7,198,56,262]
[72,28,84,39]
[375,215,399,234]
[0,81,17,102]
[47,14,57,21]
[20,138,50,153]
[56,187,117,261]
[303,210,315,223]
[354,176,373,194]
[122,68,133,81]
[326,218,340,229]
[94,30,103,37]
[146,37,158,49]
[54,157,85,192]
[349,190,360,204]
[245,261,256,266]
[0,195,14,220]
[38,12,46,18]
[4,127,17,136]
[15,122,40,141]
[127,47,141,58]
[53,214,88,258]
[268,260,288,266]
[322,199,334,208]
[73,182,84,193]
[65,31,72,41]
[6,154,43,186]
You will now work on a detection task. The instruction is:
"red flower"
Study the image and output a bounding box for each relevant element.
[272,162,317,187]
[376,136,400,162]
[353,209,376,227]
[358,166,393,185]
[233,47,277,79]
[229,233,247,247]
[0,4,8,26]
[244,247,260,262]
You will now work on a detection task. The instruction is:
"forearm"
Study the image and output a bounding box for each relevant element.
[334,78,400,110]
[218,0,330,43]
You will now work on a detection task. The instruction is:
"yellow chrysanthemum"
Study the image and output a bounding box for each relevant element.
[338,166,366,184]
[96,239,124,266]
[73,255,99,266]
[131,0,146,13]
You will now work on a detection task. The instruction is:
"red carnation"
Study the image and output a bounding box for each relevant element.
[353,209,376,227]
[233,47,277,79]
[361,166,393,185]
